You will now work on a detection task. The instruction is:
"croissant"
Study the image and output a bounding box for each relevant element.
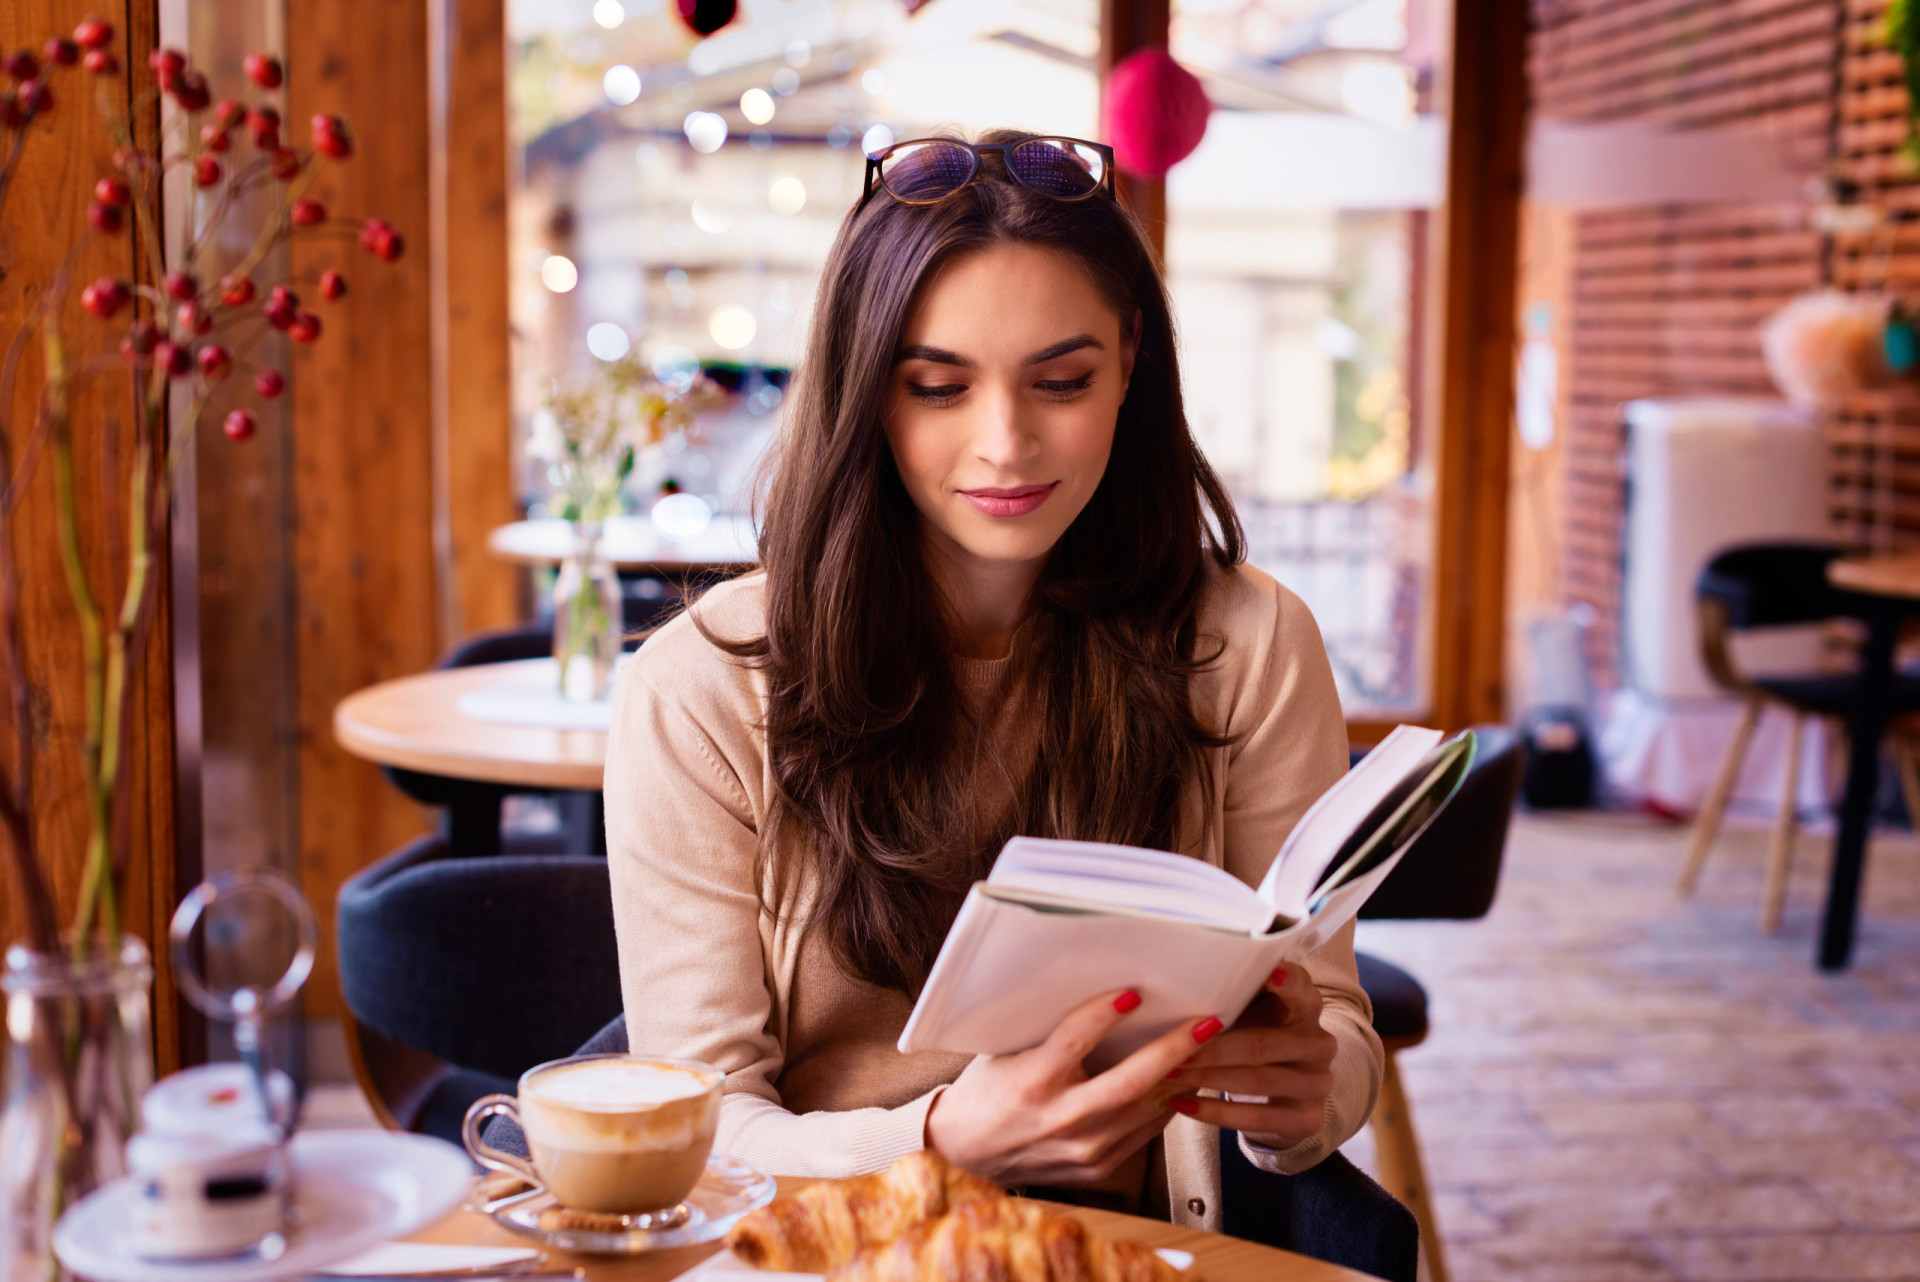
[726,1150,1005,1272]
[827,1195,1181,1282]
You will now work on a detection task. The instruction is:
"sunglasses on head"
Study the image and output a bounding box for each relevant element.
[860,136,1117,208]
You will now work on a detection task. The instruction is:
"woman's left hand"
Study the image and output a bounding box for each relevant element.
[1165,962,1337,1150]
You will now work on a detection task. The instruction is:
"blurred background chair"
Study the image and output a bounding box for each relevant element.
[336,834,624,1144]
[1678,541,1920,931]
[1353,723,1526,1282]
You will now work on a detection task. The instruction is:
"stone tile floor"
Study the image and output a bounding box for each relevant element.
[1346,809,1920,1282]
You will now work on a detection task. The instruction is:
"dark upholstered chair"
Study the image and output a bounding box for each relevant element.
[1679,541,1920,931]
[483,1013,1417,1282]
[1352,723,1524,1282]
[336,835,624,1144]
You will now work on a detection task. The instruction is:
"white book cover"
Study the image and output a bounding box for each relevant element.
[897,725,1474,1069]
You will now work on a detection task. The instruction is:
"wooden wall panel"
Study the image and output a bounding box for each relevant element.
[288,0,438,1019]
[1830,0,1920,550]
[0,0,184,1072]
[1528,0,1837,682]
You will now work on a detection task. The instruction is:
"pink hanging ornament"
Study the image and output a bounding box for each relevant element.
[1102,47,1211,179]
[675,0,737,36]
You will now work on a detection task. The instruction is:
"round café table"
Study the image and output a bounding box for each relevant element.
[334,658,608,855]
[1819,551,1920,969]
[405,1177,1376,1282]
[489,514,757,575]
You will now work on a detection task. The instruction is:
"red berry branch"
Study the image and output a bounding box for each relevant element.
[0,19,405,957]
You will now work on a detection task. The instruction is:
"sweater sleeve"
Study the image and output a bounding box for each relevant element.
[603,646,939,1178]
[1211,573,1384,1175]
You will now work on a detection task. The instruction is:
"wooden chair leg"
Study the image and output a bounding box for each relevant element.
[1761,712,1803,933]
[1679,699,1761,897]
[1371,1051,1449,1282]
[1892,729,1920,845]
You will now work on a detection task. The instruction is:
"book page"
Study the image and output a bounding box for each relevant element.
[987,837,1272,934]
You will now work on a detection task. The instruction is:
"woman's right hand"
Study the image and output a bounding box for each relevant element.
[923,988,1217,1186]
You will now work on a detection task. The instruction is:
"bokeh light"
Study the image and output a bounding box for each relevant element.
[539,254,578,293]
[586,322,631,361]
[740,88,775,125]
[592,0,625,28]
[709,306,756,351]
[768,175,806,215]
[603,65,641,105]
[862,124,895,158]
[683,111,728,154]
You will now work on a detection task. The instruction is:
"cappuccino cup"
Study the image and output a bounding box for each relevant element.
[463,1054,722,1219]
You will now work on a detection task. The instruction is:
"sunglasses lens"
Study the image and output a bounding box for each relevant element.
[879,141,976,202]
[1008,139,1105,198]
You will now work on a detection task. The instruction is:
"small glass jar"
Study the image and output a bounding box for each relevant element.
[0,936,155,1282]
[552,520,623,702]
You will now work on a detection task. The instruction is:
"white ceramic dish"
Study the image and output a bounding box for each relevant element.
[53,1130,472,1282]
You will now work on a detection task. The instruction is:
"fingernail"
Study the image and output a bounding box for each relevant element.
[1168,1096,1200,1116]
[1191,1016,1223,1044]
[1182,1054,1195,1066]
[1269,966,1289,988]
[1113,989,1141,1014]
[1165,1068,1182,1080]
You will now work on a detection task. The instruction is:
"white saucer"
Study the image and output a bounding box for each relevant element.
[488,1153,774,1254]
[54,1130,472,1282]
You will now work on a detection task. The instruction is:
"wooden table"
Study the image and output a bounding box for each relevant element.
[406,1178,1374,1282]
[1819,552,1920,969]
[489,515,757,575]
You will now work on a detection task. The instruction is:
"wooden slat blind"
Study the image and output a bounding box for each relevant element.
[1529,0,1838,681]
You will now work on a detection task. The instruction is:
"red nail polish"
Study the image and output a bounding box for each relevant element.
[1165,1068,1182,1080]
[1191,1016,1223,1044]
[1113,989,1141,1014]
[1168,1096,1200,1116]
[1269,966,1289,988]
[1182,1055,1195,1066]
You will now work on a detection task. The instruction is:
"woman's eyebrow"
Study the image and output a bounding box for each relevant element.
[895,335,1106,367]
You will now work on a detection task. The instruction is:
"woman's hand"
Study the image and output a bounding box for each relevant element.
[924,988,1210,1186]
[1165,962,1337,1150]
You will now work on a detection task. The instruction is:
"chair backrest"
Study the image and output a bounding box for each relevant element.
[1357,724,1525,921]
[438,624,551,670]
[336,835,624,1080]
[1696,541,1852,630]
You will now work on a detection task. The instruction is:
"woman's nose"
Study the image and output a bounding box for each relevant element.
[971,388,1040,470]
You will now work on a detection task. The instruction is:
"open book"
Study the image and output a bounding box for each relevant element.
[897,725,1476,1069]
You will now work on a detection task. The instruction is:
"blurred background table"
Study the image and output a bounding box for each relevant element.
[1819,552,1920,969]
[488,514,757,575]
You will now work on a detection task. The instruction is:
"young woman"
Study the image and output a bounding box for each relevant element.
[605,130,1381,1231]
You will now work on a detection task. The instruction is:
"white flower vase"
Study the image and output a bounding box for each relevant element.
[552,521,622,702]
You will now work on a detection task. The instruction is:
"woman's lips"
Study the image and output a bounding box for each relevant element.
[959,482,1058,517]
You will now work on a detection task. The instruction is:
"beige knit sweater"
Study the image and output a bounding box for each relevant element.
[603,564,1382,1235]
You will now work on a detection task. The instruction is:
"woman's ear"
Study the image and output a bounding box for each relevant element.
[1119,307,1143,393]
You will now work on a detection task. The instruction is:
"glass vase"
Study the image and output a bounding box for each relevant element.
[553,520,623,702]
[0,937,154,1282]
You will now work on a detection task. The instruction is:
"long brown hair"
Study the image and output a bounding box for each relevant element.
[711,129,1246,995]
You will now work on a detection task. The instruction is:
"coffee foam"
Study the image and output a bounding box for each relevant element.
[530,1060,713,1110]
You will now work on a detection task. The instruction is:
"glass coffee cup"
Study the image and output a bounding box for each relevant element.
[463,1053,722,1224]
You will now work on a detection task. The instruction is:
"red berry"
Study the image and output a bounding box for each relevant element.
[5,52,41,82]
[44,38,79,68]
[74,18,114,51]
[82,49,117,75]
[243,52,283,89]
[154,340,192,378]
[268,147,301,180]
[211,98,244,129]
[253,369,285,399]
[196,344,231,380]
[359,218,404,262]
[148,48,185,77]
[288,311,321,343]
[312,114,353,160]
[168,69,210,111]
[80,277,130,319]
[192,154,221,187]
[16,80,52,116]
[176,301,212,335]
[199,123,229,152]
[111,144,137,171]
[222,409,257,441]
[163,271,198,301]
[319,269,347,301]
[94,176,130,207]
[263,296,296,330]
[269,284,299,308]
[219,274,255,306]
[86,201,122,233]
[290,198,325,226]
[245,104,280,147]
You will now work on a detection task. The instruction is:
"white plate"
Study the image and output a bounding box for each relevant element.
[54,1130,472,1282]
[489,1154,774,1254]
